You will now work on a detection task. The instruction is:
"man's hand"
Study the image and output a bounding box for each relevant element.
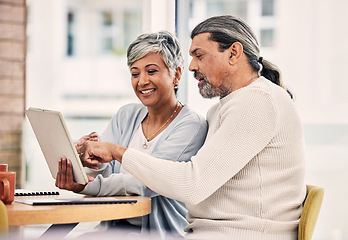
[79,141,126,169]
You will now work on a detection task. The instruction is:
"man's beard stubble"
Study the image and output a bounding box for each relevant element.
[196,72,231,99]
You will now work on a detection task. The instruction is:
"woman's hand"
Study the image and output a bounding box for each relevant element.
[55,156,94,193]
[75,132,100,152]
[79,141,127,169]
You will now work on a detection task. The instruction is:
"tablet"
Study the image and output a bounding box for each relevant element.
[26,107,88,184]
[15,197,137,205]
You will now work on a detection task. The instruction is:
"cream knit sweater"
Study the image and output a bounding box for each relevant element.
[123,77,306,240]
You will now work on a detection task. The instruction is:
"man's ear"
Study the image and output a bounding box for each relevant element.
[229,42,243,65]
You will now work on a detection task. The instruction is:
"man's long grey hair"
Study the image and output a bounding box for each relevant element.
[191,15,293,98]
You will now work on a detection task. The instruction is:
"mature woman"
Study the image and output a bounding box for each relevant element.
[55,31,208,239]
[77,16,306,240]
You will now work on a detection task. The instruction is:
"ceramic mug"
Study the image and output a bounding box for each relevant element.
[0,164,16,204]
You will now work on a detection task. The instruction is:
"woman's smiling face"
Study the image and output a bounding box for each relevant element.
[130,52,176,108]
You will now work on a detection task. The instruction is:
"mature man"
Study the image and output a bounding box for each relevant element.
[79,15,306,240]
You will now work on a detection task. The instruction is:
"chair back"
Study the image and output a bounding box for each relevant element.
[0,200,8,234]
[298,185,324,240]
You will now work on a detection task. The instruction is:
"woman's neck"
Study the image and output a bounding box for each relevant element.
[147,100,180,124]
[143,100,182,142]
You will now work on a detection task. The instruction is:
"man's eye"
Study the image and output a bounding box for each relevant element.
[196,54,202,59]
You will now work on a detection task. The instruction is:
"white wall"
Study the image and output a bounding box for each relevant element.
[275,1,348,239]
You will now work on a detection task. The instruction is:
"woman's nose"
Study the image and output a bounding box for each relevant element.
[138,74,149,86]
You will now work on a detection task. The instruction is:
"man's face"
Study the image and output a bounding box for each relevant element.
[189,33,231,98]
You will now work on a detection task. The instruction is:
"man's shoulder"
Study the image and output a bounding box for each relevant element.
[249,77,290,99]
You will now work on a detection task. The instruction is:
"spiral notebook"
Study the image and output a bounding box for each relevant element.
[15,189,60,196]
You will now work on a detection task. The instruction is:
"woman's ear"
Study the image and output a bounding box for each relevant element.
[229,42,243,65]
[174,67,182,85]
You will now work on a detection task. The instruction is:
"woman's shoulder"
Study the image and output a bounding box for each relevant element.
[111,103,147,124]
[179,104,207,126]
[118,103,145,113]
[114,103,145,116]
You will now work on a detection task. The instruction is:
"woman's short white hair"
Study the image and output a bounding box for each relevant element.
[127,31,184,77]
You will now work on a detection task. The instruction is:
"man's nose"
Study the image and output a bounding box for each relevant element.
[188,59,197,72]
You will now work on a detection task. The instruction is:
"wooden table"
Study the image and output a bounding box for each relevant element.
[7,195,151,226]
[6,193,151,238]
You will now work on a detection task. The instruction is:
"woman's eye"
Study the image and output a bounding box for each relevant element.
[148,70,158,74]
[131,73,139,77]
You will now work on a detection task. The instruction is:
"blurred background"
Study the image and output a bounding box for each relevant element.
[2,0,348,239]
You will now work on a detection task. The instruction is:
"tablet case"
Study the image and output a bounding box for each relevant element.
[26,107,88,184]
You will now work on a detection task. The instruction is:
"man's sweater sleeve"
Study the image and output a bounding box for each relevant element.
[122,90,277,205]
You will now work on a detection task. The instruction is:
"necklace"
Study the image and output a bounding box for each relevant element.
[143,102,180,149]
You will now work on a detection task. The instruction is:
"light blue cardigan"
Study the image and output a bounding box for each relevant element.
[80,103,208,238]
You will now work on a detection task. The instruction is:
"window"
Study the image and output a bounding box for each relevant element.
[25,0,143,190]
[102,11,113,26]
[260,28,274,47]
[206,0,248,20]
[101,11,114,53]
[67,11,75,56]
[261,0,274,16]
